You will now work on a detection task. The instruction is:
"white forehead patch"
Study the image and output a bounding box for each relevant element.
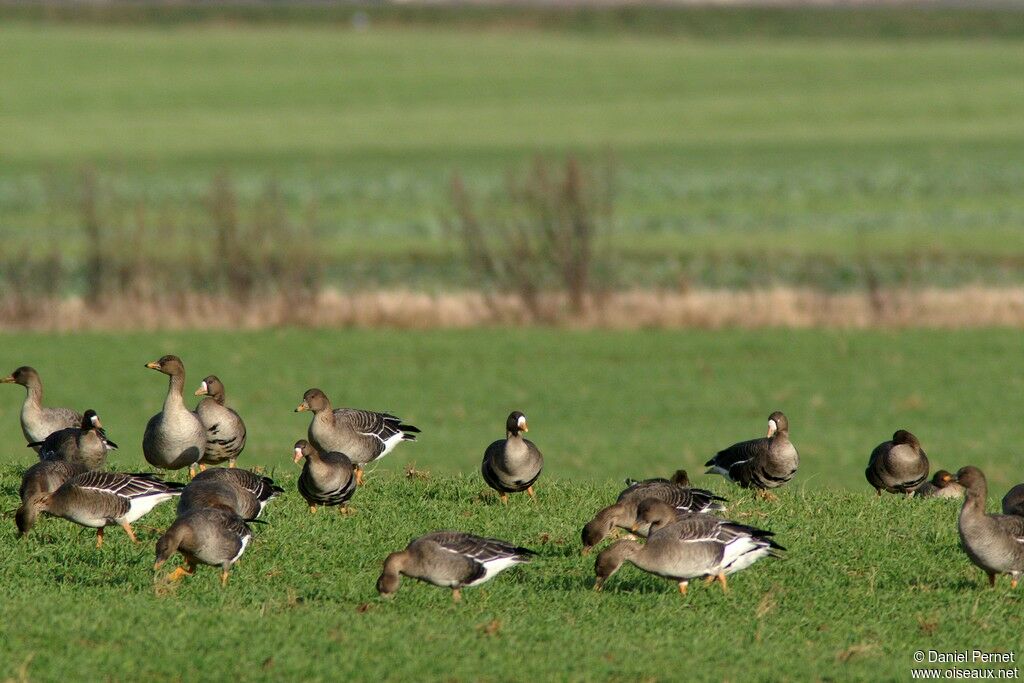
[201,381,208,394]
[768,419,778,434]
[518,415,527,428]
[91,414,100,427]
[294,447,303,458]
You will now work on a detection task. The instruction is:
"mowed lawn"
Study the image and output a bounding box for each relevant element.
[1,330,1023,680]
[2,24,1024,263]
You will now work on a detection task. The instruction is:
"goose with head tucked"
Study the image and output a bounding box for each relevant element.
[179,467,283,520]
[955,466,1024,588]
[481,411,544,504]
[593,499,784,596]
[16,459,87,536]
[1001,484,1024,517]
[29,409,117,470]
[866,429,929,497]
[292,439,356,514]
[295,388,419,486]
[155,507,252,587]
[705,411,798,497]
[2,366,81,451]
[194,375,247,469]
[581,473,727,554]
[914,469,964,499]
[143,355,207,476]
[377,531,536,602]
[27,471,184,547]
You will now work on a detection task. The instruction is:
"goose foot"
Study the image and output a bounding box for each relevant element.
[309,505,318,514]
[95,527,104,548]
[451,588,462,602]
[355,468,364,487]
[121,522,138,543]
[756,490,778,502]
[220,570,230,588]
[166,566,194,582]
[716,573,728,593]
[499,493,509,506]
[526,485,536,501]
[678,581,688,596]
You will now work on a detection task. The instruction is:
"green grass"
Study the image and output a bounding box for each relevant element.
[2,23,1024,289]
[1,329,1023,680]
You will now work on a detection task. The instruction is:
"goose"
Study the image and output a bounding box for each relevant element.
[26,471,184,547]
[154,507,253,587]
[377,531,536,602]
[594,499,784,595]
[178,468,283,520]
[293,440,356,514]
[955,466,1024,588]
[582,476,727,554]
[16,459,87,535]
[143,356,207,475]
[2,366,81,450]
[914,470,964,499]
[295,388,419,486]
[705,411,798,497]
[1002,484,1024,517]
[28,409,117,470]
[481,411,544,504]
[866,429,929,497]
[194,375,247,469]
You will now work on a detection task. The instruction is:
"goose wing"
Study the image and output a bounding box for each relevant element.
[426,531,536,564]
[336,409,419,444]
[71,471,183,499]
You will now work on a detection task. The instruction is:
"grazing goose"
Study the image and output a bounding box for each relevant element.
[705,411,798,496]
[2,366,81,450]
[179,468,284,520]
[582,477,727,554]
[26,471,184,547]
[293,440,356,514]
[29,409,117,470]
[155,507,252,587]
[1002,484,1024,517]
[194,375,247,469]
[481,411,544,504]
[295,388,419,486]
[143,356,207,475]
[866,429,929,497]
[594,499,784,595]
[914,470,965,499]
[955,466,1024,588]
[377,531,536,602]
[16,459,87,535]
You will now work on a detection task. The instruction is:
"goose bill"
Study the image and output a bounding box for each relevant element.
[0,375,15,383]
[295,402,309,412]
[766,419,778,438]
[194,381,208,396]
[293,447,304,464]
[144,361,161,370]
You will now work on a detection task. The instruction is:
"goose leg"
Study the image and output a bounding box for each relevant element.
[229,460,236,469]
[339,505,354,516]
[120,522,138,543]
[678,581,688,595]
[988,572,997,588]
[756,490,778,502]
[95,527,104,548]
[1012,575,1019,589]
[188,465,197,480]
[167,565,194,582]
[309,505,318,514]
[526,485,536,501]
[451,588,462,602]
[355,467,364,486]
[703,576,716,586]
[220,568,230,588]
[499,493,509,505]
[716,573,728,593]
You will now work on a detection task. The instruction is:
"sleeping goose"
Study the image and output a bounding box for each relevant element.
[866,429,929,497]
[26,471,184,547]
[295,388,419,486]
[914,469,964,499]
[594,499,784,595]
[154,507,253,587]
[582,476,727,554]
[194,375,247,469]
[705,411,798,497]
[1001,484,1024,517]
[29,409,117,470]
[955,466,1024,588]
[179,467,284,520]
[143,356,207,476]
[377,531,536,602]
[293,439,356,514]
[16,459,87,535]
[2,366,81,450]
[481,411,544,504]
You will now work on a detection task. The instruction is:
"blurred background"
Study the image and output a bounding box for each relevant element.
[2,0,1023,330]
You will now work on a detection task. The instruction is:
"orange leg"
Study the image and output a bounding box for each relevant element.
[199,464,208,473]
[339,505,354,516]
[220,569,231,587]
[121,522,138,543]
[499,493,509,505]
[95,527,104,548]
[229,460,237,469]
[716,573,728,593]
[309,505,318,514]
[188,466,197,480]
[1012,576,1019,589]
[526,485,537,501]
[355,467,364,486]
[703,576,716,586]
[167,565,194,582]
[678,581,688,595]
[451,588,462,602]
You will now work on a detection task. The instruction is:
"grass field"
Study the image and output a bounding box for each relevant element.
[2,22,1024,289]
[1,331,1023,680]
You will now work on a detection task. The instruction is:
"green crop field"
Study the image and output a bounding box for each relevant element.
[2,21,1024,289]
[1,328,1023,681]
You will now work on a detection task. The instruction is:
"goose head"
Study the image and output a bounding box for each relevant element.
[145,355,185,377]
[505,411,528,437]
[766,411,789,438]
[195,375,226,402]
[296,388,330,414]
[1,366,38,387]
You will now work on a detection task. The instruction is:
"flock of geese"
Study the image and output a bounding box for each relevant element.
[5,357,1024,597]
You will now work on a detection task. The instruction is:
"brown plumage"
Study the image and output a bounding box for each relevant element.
[1002,484,1024,517]
[705,411,798,494]
[914,469,965,499]
[178,468,283,520]
[866,429,930,497]
[955,466,1024,588]
[2,366,81,450]
[293,440,356,514]
[155,507,253,587]
[481,411,544,504]
[29,409,117,470]
[16,459,87,535]
[194,375,247,468]
[143,355,207,474]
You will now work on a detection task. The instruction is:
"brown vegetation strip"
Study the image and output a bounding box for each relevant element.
[3,287,1024,331]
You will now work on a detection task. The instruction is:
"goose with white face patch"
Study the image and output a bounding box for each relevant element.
[955,466,1024,589]
[914,469,964,499]
[295,388,419,486]
[29,409,117,470]
[194,375,247,469]
[155,507,253,587]
[593,499,784,596]
[292,439,357,514]
[481,411,544,504]
[16,459,87,536]
[705,411,798,498]
[2,366,81,451]
[143,355,207,476]
[376,531,536,602]
[26,471,184,547]
[865,429,930,497]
